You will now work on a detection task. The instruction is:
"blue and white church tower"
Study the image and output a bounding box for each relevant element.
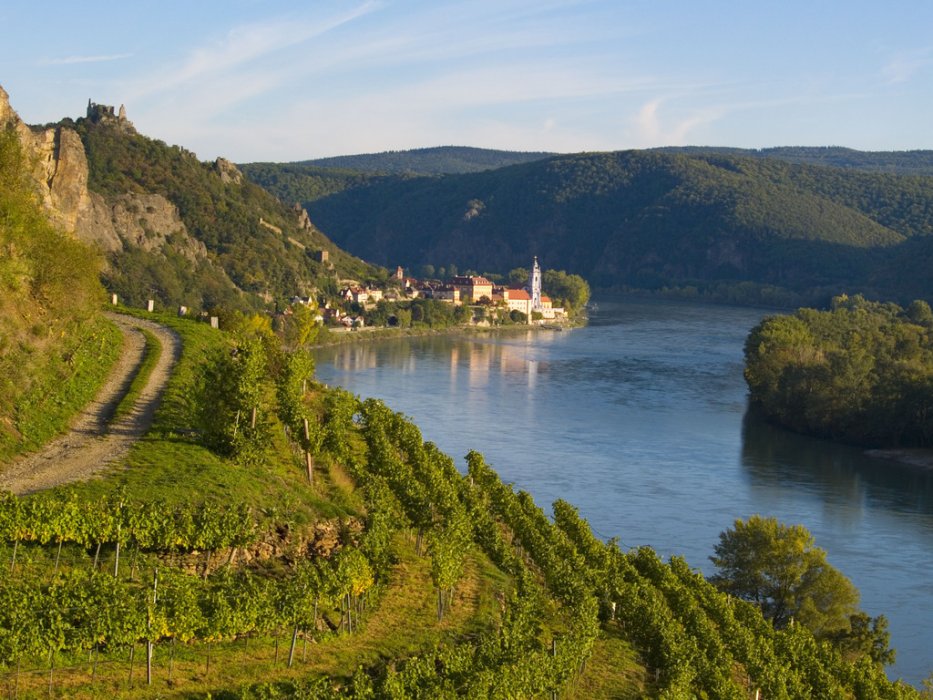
[530,256,542,311]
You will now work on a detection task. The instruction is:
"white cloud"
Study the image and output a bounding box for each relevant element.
[41,53,132,66]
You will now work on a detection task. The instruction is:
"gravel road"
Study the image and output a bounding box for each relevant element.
[0,313,181,494]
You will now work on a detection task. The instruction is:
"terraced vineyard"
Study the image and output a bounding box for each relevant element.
[0,311,921,698]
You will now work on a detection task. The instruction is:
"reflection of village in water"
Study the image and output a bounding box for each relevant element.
[323,331,570,392]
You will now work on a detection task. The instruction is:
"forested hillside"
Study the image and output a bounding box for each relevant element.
[295,146,555,175]
[655,146,933,177]
[69,116,383,312]
[272,150,933,305]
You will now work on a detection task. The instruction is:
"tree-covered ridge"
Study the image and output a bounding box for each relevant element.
[744,294,933,446]
[656,146,933,177]
[72,118,382,311]
[294,146,556,176]
[283,149,933,304]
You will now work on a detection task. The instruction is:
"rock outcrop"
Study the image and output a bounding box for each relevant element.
[214,157,243,185]
[0,85,206,261]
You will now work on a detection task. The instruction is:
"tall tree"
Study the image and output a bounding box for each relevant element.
[710,515,859,638]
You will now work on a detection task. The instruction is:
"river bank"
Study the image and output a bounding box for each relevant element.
[310,317,581,348]
[866,448,933,472]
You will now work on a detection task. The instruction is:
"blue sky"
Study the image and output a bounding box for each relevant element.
[2,1,932,162]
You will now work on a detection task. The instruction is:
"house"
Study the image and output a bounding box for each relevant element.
[502,288,532,316]
[429,285,461,304]
[451,275,493,303]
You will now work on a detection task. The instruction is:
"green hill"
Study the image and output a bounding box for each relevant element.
[655,146,933,177]
[239,146,557,218]
[281,150,933,305]
[71,117,383,311]
[293,146,555,175]
[0,127,119,460]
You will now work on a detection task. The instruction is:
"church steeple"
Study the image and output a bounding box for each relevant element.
[530,256,542,311]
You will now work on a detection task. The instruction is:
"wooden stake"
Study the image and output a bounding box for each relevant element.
[288,626,299,668]
[303,418,314,484]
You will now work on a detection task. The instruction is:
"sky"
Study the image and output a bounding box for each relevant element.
[2,1,932,162]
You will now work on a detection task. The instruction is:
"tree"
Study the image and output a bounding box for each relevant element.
[710,515,859,638]
[508,268,529,286]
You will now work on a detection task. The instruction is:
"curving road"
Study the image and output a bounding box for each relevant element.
[0,313,180,494]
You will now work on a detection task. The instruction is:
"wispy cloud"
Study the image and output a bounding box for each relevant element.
[127,2,379,102]
[41,53,132,66]
[631,98,727,147]
[882,47,933,84]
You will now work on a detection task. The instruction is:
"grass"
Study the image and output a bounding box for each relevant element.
[569,623,648,699]
[50,309,362,529]
[0,314,123,463]
[111,327,161,420]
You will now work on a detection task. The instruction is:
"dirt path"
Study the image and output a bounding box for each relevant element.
[0,313,181,494]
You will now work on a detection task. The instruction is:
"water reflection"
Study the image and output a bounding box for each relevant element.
[317,334,550,392]
[742,410,933,518]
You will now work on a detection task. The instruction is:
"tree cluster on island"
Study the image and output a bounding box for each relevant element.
[745,294,933,447]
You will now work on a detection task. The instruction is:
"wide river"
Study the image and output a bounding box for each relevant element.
[313,298,933,686]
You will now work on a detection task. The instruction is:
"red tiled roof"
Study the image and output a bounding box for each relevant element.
[506,289,531,300]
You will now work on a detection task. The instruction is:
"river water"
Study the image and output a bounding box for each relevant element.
[313,298,933,685]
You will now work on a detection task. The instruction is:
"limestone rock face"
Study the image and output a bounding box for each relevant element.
[0,84,206,261]
[294,203,315,231]
[99,193,207,261]
[214,157,243,185]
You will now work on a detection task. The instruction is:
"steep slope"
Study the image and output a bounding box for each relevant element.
[73,111,382,310]
[0,100,116,459]
[2,85,382,313]
[297,150,933,302]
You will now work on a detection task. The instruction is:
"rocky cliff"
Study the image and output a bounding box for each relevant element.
[0,84,206,261]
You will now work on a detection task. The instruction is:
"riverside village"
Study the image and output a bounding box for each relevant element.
[298,256,572,331]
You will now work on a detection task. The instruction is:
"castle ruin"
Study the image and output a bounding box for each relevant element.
[86,99,133,129]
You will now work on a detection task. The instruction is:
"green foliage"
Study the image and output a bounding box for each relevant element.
[745,295,933,446]
[285,149,933,303]
[0,126,116,459]
[542,268,590,313]
[710,515,861,638]
[656,145,933,177]
[73,118,381,311]
[195,334,273,463]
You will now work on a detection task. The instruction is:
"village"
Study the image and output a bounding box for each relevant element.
[298,257,570,331]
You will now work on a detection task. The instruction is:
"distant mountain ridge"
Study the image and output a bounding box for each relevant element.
[653,146,933,177]
[278,149,933,306]
[297,146,556,175]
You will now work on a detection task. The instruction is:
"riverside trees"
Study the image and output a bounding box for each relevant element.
[710,515,895,666]
[744,294,933,447]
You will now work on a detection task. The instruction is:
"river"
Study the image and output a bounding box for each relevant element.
[313,297,933,686]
